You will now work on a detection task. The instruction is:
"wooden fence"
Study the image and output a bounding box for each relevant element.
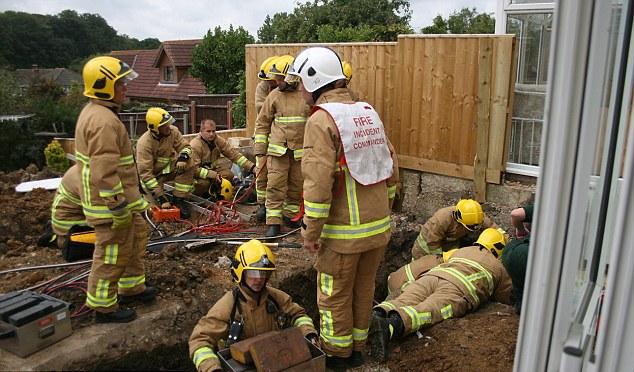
[188,94,238,131]
[245,35,516,200]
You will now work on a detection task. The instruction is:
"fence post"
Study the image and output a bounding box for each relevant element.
[227,99,233,129]
[183,113,189,134]
[190,100,197,133]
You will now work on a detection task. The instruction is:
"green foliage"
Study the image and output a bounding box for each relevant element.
[0,10,160,69]
[421,8,495,34]
[231,71,247,129]
[257,0,412,43]
[0,69,21,115]
[190,25,255,94]
[44,140,70,173]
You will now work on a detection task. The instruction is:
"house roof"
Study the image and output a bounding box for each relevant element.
[14,68,82,87]
[152,39,202,68]
[111,44,206,102]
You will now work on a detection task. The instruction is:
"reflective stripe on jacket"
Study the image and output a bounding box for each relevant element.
[301,89,400,254]
[74,100,148,225]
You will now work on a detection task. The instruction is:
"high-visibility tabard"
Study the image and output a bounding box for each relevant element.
[317,102,393,185]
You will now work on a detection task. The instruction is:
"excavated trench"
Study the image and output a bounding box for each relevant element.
[90,227,418,371]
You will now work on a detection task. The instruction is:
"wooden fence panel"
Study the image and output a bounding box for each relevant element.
[244,36,515,191]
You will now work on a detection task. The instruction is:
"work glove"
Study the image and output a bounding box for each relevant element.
[111,205,132,230]
[156,194,172,209]
[206,169,221,184]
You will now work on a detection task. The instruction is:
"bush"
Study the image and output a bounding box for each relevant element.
[44,140,70,173]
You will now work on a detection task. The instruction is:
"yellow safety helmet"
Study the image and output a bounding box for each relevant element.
[342,61,353,83]
[82,56,138,100]
[268,55,295,78]
[231,239,276,283]
[453,199,484,231]
[258,56,278,80]
[476,228,507,259]
[145,107,174,135]
[219,178,234,201]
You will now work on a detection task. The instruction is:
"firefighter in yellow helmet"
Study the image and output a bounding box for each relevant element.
[289,47,399,370]
[334,60,359,101]
[136,107,195,219]
[254,56,279,222]
[190,118,254,199]
[410,199,500,260]
[254,55,311,237]
[76,56,155,323]
[188,240,318,372]
[369,228,513,362]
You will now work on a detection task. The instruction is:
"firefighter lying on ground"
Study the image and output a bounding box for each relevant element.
[136,107,195,219]
[254,55,311,237]
[253,55,279,223]
[289,46,399,371]
[410,199,499,261]
[367,228,524,362]
[188,240,317,372]
[190,118,254,199]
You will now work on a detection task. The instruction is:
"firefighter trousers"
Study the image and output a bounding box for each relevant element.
[376,275,471,336]
[386,255,443,300]
[265,150,302,225]
[315,244,385,357]
[86,213,148,313]
[255,156,268,205]
[160,161,195,198]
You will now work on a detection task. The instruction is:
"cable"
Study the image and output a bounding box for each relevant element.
[0,260,93,275]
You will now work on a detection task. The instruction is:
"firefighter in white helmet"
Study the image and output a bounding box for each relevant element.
[136,107,195,219]
[369,228,513,362]
[253,56,280,222]
[75,56,155,323]
[288,47,399,370]
[254,55,311,237]
[188,240,317,372]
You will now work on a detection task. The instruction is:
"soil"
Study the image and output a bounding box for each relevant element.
[0,166,519,371]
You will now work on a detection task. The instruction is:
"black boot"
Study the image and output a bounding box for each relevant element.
[368,314,391,362]
[283,216,301,229]
[255,205,266,223]
[37,220,56,247]
[172,197,191,219]
[119,286,158,305]
[265,224,281,238]
[347,351,364,367]
[325,355,349,371]
[95,308,137,323]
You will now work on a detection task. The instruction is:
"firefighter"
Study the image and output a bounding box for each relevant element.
[368,228,514,362]
[48,164,88,248]
[188,240,318,372]
[254,55,311,237]
[136,107,195,219]
[190,118,254,198]
[338,60,359,101]
[410,199,499,260]
[254,56,279,222]
[76,56,155,323]
[289,47,399,370]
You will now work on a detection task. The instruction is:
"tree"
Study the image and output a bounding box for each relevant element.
[421,8,495,34]
[191,25,255,94]
[257,0,412,43]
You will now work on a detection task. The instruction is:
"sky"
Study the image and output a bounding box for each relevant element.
[0,0,497,41]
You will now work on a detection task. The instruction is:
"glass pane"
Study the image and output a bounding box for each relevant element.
[512,0,554,3]
[507,13,552,166]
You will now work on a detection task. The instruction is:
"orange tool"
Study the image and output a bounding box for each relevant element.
[151,206,181,222]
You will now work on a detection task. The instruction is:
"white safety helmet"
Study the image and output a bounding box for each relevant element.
[288,47,346,93]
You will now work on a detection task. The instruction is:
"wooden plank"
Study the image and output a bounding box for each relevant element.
[250,328,312,372]
[475,38,493,202]
[450,37,466,164]
[408,38,424,157]
[420,38,433,159]
[398,154,500,183]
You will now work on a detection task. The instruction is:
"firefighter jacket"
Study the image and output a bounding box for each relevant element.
[254,87,310,159]
[414,206,497,256]
[255,80,272,115]
[301,88,400,254]
[190,134,254,180]
[51,164,86,235]
[136,125,193,197]
[427,245,513,308]
[74,100,148,226]
[189,284,316,372]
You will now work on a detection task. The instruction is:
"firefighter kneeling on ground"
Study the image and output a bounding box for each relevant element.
[136,107,195,219]
[190,118,255,200]
[367,228,527,362]
[188,240,318,372]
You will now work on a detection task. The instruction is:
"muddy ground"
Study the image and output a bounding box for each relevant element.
[0,166,519,371]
